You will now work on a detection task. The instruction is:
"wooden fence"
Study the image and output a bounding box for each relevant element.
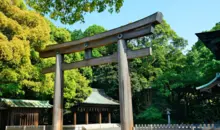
[5,124,120,130]
[6,125,85,130]
[134,124,220,130]
[6,124,220,130]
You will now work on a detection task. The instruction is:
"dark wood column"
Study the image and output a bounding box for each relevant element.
[73,112,77,125]
[98,112,102,124]
[108,112,111,123]
[85,112,89,124]
[52,53,64,130]
[10,111,14,125]
[117,38,134,130]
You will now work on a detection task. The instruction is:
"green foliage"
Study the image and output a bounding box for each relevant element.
[150,21,220,123]
[2,0,220,124]
[25,0,124,24]
[83,25,106,37]
[0,0,51,99]
[63,69,91,108]
[137,106,166,124]
[0,0,91,108]
[211,22,220,31]
[49,22,71,43]
[71,29,84,40]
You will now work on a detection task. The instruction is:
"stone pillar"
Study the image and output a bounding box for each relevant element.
[52,53,64,130]
[117,38,134,130]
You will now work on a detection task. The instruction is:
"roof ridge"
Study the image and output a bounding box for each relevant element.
[92,88,103,90]
[196,72,220,90]
[216,73,220,77]
[83,88,119,105]
[0,98,52,108]
[1,98,50,102]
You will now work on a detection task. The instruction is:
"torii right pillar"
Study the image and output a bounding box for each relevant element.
[117,37,134,130]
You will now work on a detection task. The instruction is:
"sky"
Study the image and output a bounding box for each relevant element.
[51,0,220,52]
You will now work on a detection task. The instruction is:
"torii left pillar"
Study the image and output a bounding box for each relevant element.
[52,52,64,130]
[118,37,134,130]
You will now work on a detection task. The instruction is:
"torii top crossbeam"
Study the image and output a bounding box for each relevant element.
[39,12,163,58]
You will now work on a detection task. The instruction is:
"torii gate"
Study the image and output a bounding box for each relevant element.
[39,12,163,130]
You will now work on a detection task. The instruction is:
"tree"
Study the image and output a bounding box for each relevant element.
[0,0,51,97]
[0,0,91,109]
[70,29,84,41]
[151,21,220,123]
[129,20,187,122]
[50,22,71,43]
[25,0,124,24]
[136,106,166,124]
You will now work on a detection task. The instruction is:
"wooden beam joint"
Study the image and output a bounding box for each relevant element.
[85,48,92,59]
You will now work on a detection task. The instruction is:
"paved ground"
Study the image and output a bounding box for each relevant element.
[96,128,120,130]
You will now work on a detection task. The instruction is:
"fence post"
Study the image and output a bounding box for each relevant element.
[190,124,194,130]
[212,124,214,129]
[207,124,210,129]
[43,125,46,130]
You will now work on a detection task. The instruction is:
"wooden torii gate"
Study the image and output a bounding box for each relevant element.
[39,12,163,130]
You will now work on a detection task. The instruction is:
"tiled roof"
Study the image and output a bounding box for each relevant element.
[196,73,220,91]
[0,98,52,108]
[83,88,119,105]
[196,30,220,60]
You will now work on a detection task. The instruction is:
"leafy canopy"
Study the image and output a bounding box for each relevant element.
[25,0,124,24]
[0,0,91,109]
[0,0,50,97]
